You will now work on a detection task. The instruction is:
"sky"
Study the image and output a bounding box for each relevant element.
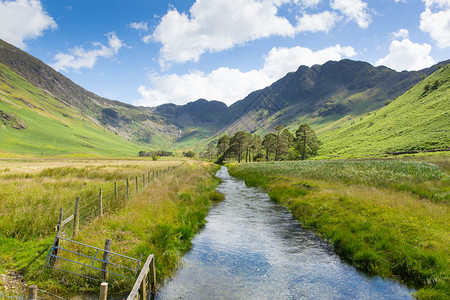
[0,0,449,107]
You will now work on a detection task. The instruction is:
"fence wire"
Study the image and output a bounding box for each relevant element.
[56,165,180,242]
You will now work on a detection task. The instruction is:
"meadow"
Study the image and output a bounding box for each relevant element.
[228,157,449,299]
[0,158,222,296]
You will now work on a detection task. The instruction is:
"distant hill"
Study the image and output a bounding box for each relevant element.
[319,65,450,157]
[0,38,448,156]
[0,61,142,156]
[222,59,445,137]
[0,39,179,150]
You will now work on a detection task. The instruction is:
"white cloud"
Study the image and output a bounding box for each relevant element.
[375,38,435,71]
[392,28,409,39]
[301,0,322,8]
[51,33,125,72]
[330,0,371,28]
[147,0,301,65]
[423,0,450,8]
[0,0,56,49]
[420,0,450,48]
[137,68,271,107]
[135,44,356,107]
[297,11,340,33]
[129,21,148,32]
[262,45,356,78]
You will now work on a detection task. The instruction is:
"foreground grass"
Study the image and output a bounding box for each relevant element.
[0,158,222,296]
[228,158,449,299]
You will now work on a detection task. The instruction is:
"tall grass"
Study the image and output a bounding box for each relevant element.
[228,159,449,299]
[230,160,448,203]
[0,159,222,296]
[39,161,222,295]
[0,159,182,239]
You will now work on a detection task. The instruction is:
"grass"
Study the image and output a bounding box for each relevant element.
[319,66,450,157]
[0,63,146,156]
[228,158,450,299]
[228,159,449,204]
[0,158,222,297]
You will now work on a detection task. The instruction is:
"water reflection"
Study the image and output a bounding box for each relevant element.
[156,166,414,299]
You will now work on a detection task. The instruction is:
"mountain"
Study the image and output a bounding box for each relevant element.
[0,39,180,150]
[222,59,446,137]
[0,39,241,151]
[319,65,450,156]
[154,59,448,151]
[0,38,448,156]
[0,60,142,156]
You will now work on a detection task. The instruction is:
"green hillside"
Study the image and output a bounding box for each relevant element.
[319,66,450,157]
[0,63,142,156]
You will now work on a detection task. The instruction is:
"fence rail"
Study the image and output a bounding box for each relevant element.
[127,255,156,300]
[44,236,142,284]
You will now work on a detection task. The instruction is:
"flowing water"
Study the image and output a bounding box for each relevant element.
[156,166,414,299]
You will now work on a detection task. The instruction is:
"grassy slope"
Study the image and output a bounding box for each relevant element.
[319,66,450,157]
[0,159,222,296]
[0,63,142,156]
[228,159,449,299]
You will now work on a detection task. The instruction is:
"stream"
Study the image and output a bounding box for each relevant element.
[155,166,415,299]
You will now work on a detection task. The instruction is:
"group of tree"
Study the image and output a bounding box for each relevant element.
[214,123,320,163]
[138,150,173,157]
[182,150,196,158]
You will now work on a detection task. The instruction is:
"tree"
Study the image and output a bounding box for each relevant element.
[250,134,262,162]
[295,123,320,160]
[241,132,255,163]
[274,125,294,161]
[183,150,196,158]
[206,142,216,160]
[216,134,230,157]
[262,133,277,161]
[229,131,250,163]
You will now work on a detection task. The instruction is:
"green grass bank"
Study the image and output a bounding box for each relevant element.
[0,159,222,297]
[228,158,449,299]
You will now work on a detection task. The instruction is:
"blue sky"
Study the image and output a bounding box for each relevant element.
[0,0,449,107]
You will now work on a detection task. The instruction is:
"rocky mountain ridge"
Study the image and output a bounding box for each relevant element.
[0,38,448,152]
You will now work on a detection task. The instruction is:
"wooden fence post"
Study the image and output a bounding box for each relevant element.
[73,197,80,239]
[51,208,63,266]
[27,285,38,300]
[57,207,63,233]
[143,174,146,188]
[136,176,138,194]
[102,239,112,280]
[140,269,148,300]
[126,177,129,198]
[99,188,103,217]
[150,256,156,293]
[99,282,108,300]
[148,171,150,183]
[114,182,117,202]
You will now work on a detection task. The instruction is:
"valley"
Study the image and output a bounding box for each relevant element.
[0,36,448,300]
[0,39,448,157]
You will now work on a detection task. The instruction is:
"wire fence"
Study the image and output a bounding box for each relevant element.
[2,163,186,299]
[57,166,177,240]
[39,166,178,293]
[44,236,142,287]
